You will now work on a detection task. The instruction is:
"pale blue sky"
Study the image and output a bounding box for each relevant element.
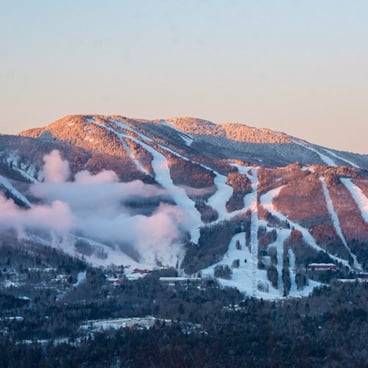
[1,0,367,153]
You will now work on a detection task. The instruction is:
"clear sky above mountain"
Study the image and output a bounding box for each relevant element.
[1,0,367,153]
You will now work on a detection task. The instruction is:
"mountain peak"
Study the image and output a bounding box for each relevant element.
[2,112,368,300]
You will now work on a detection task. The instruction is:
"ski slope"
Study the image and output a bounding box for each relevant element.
[31,116,361,298]
[341,178,368,223]
[0,175,31,207]
[323,148,359,168]
[292,139,337,167]
[320,177,361,270]
[260,186,350,268]
[89,118,203,244]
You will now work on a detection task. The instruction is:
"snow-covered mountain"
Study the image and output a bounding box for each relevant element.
[1,114,368,299]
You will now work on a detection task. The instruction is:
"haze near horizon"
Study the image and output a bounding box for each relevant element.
[1,0,367,153]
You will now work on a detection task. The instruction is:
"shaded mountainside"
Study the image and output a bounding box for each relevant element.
[0,114,368,299]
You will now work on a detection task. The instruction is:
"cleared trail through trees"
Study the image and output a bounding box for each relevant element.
[320,176,361,270]
[104,119,202,244]
[260,186,350,269]
[245,168,259,297]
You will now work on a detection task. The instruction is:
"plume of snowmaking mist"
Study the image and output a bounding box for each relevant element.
[0,150,188,267]
[0,195,74,232]
[42,149,70,183]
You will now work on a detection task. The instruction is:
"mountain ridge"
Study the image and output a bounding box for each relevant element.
[1,114,368,299]
[18,114,368,168]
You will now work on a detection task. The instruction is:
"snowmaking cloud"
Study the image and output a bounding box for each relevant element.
[31,174,166,213]
[42,149,70,183]
[0,195,74,232]
[1,150,188,267]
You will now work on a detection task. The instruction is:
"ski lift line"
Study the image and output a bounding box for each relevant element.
[244,167,259,297]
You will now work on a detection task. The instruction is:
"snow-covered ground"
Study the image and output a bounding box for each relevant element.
[73,271,86,287]
[323,149,359,168]
[0,175,31,206]
[341,178,368,223]
[110,119,245,226]
[121,127,201,243]
[320,177,361,270]
[246,168,259,297]
[201,231,318,300]
[109,120,269,229]
[206,173,233,220]
[202,167,319,299]
[87,118,203,244]
[116,119,236,225]
[160,119,194,146]
[260,185,350,268]
[5,153,39,183]
[292,139,337,167]
[152,144,235,223]
[108,118,263,235]
[23,231,154,277]
[80,316,157,332]
[119,136,149,174]
[288,247,298,294]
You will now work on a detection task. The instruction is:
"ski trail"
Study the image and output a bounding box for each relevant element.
[244,168,259,296]
[288,248,298,294]
[87,118,202,243]
[266,229,290,296]
[201,227,317,299]
[87,118,151,174]
[201,168,267,298]
[292,139,337,167]
[13,167,39,184]
[120,136,149,175]
[201,169,320,299]
[278,233,289,296]
[94,118,155,142]
[5,154,39,184]
[146,139,234,222]
[120,142,201,243]
[341,178,368,223]
[207,173,233,220]
[320,177,361,270]
[0,175,32,207]
[260,186,350,268]
[200,232,275,298]
[201,232,254,296]
[160,120,194,146]
[322,149,359,168]
[109,118,235,223]
[233,165,260,212]
[277,242,284,296]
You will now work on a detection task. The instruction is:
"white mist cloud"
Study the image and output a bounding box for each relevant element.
[30,179,166,214]
[75,170,118,184]
[1,150,189,267]
[43,150,70,183]
[0,195,74,232]
[77,203,184,265]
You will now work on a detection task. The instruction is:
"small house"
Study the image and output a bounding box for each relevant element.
[307,263,337,272]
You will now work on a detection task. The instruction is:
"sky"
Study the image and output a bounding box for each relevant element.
[1,0,367,153]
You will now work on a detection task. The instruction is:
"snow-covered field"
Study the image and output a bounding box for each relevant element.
[202,167,319,300]
[342,178,368,223]
[323,148,359,168]
[320,177,361,270]
[0,175,31,207]
[292,139,337,166]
